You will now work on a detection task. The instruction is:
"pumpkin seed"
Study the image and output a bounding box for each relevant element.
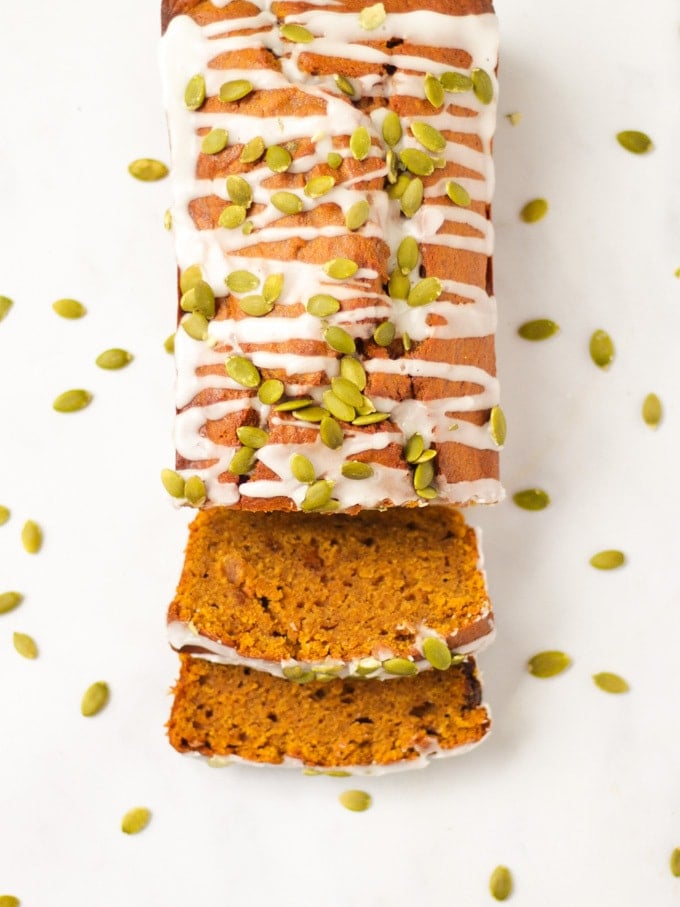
[218,205,247,229]
[400,177,423,217]
[424,73,444,108]
[240,136,265,163]
[226,355,261,388]
[294,406,326,423]
[411,121,446,153]
[381,148,396,184]
[388,172,411,200]
[121,807,151,835]
[341,461,374,479]
[181,312,209,341]
[274,398,314,412]
[161,468,185,498]
[20,520,42,554]
[0,591,23,614]
[305,294,339,317]
[327,151,343,169]
[181,280,215,318]
[258,379,285,404]
[352,412,390,425]
[440,71,473,92]
[280,23,314,42]
[408,276,443,307]
[96,348,133,370]
[0,895,19,907]
[383,657,417,676]
[355,395,376,416]
[350,126,371,161]
[282,666,315,683]
[301,479,334,511]
[128,158,168,181]
[355,657,381,677]
[446,181,471,207]
[416,485,437,499]
[518,318,559,341]
[345,199,370,231]
[184,73,206,110]
[334,73,355,97]
[52,298,86,319]
[266,144,293,173]
[399,148,434,177]
[589,549,625,570]
[373,321,395,346]
[0,296,13,321]
[323,390,355,422]
[471,67,494,104]
[339,789,372,812]
[413,460,435,490]
[670,848,680,877]
[13,632,38,660]
[589,329,615,368]
[271,191,303,216]
[324,325,356,354]
[489,405,507,446]
[304,175,336,198]
[243,221,255,236]
[291,453,316,484]
[324,258,359,281]
[201,128,228,154]
[397,235,419,274]
[528,650,571,678]
[228,446,257,475]
[359,1,385,29]
[219,79,253,103]
[226,270,259,294]
[489,865,512,901]
[402,331,412,351]
[53,389,92,413]
[0,505,9,525]
[616,130,653,154]
[81,680,109,716]
[226,175,252,207]
[520,198,548,223]
[184,475,207,505]
[164,333,175,353]
[238,294,273,317]
[513,488,550,510]
[180,264,203,293]
[506,111,522,126]
[262,273,283,305]
[593,672,629,694]
[388,268,410,299]
[236,426,269,448]
[164,209,173,230]
[331,376,364,409]
[405,434,424,463]
[642,392,662,428]
[421,637,451,670]
[414,448,437,463]
[320,416,344,449]
[382,110,402,147]
[340,356,367,390]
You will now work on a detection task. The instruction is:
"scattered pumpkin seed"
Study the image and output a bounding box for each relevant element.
[518,318,559,341]
[293,405,326,422]
[226,270,259,294]
[258,379,285,405]
[201,128,228,154]
[236,426,269,449]
[528,650,571,678]
[301,479,334,511]
[446,181,471,207]
[359,1,385,29]
[340,356,367,390]
[266,144,293,173]
[0,505,9,525]
[400,177,424,217]
[422,637,452,670]
[304,175,336,198]
[402,331,412,351]
[513,488,550,511]
[388,268,410,299]
[128,158,168,181]
[279,23,314,42]
[471,67,494,104]
[240,135,265,163]
[334,73,355,97]
[164,333,175,353]
[52,298,86,319]
[282,665,315,683]
[324,258,359,281]
[405,434,424,463]
[53,389,92,413]
[291,453,316,484]
[382,110,402,147]
[13,632,38,660]
[238,294,273,317]
[589,329,615,368]
[184,73,206,110]
[323,390,356,422]
[181,281,215,318]
[0,591,23,615]
[96,348,133,370]
[413,460,435,491]
[324,325,356,354]
[219,79,253,103]
[81,680,110,717]
[373,321,395,346]
[327,151,343,169]
[352,412,390,425]
[506,111,522,126]
[387,172,410,200]
[0,895,19,907]
[0,296,13,321]
[341,461,374,479]
[670,848,680,877]
[411,121,446,153]
[306,294,340,317]
[616,130,653,154]
[274,398,313,412]
[320,416,344,449]
[226,355,261,388]
[383,657,418,676]
[350,126,371,161]
[589,550,625,570]
[226,175,252,207]
[440,70,473,92]
[593,672,629,694]
[489,405,507,446]
[408,276,443,307]
[642,392,662,428]
[271,190,304,216]
[399,148,435,177]
[164,208,173,230]
[424,73,444,108]
[121,807,151,835]
[20,520,42,554]
[489,865,512,901]
[219,205,247,229]
[181,311,209,341]
[397,236,419,274]
[345,199,370,231]
[262,273,284,305]
[228,446,257,475]
[339,789,372,812]
[180,264,203,294]
[161,468,185,498]
[331,376,364,409]
[184,475,207,505]
[520,198,548,223]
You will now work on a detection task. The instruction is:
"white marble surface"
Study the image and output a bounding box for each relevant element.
[0,0,679,904]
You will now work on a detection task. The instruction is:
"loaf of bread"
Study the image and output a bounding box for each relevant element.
[160,0,501,513]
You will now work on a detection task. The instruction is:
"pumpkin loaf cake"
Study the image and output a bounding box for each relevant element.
[160,0,502,512]
[168,654,490,773]
[167,505,493,679]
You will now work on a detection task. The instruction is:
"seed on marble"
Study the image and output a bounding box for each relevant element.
[528,650,571,678]
[0,591,23,615]
[520,198,548,223]
[121,807,151,835]
[0,296,13,321]
[52,389,92,413]
[518,319,559,341]
[589,329,615,369]
[589,550,625,570]
[128,159,168,181]
[642,393,662,428]
[506,111,522,126]
[616,130,653,154]
[13,632,38,659]
[20,520,42,554]
[593,672,630,694]
[52,298,86,319]
[81,681,109,716]
[513,488,550,511]
[164,333,175,353]
[489,865,512,901]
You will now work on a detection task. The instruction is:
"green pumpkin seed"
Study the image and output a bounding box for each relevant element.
[96,348,134,370]
[440,70,473,92]
[324,325,356,354]
[422,637,452,670]
[424,73,444,108]
[201,128,228,154]
[373,321,395,347]
[184,73,206,110]
[339,789,372,812]
[411,121,446,153]
[355,657,381,677]
[413,460,435,490]
[352,412,390,425]
[180,264,203,293]
[0,591,23,615]
[489,865,512,901]
[382,110,402,147]
[446,181,471,207]
[274,398,313,412]
[408,276,443,307]
[180,280,215,318]
[331,376,364,409]
[181,312,209,341]
[518,318,559,341]
[53,389,92,413]
[399,148,434,177]
[228,446,257,475]
[184,475,207,505]
[341,461,374,479]
[238,294,273,317]
[488,405,507,446]
[334,73,355,97]
[359,1,386,29]
[416,485,437,499]
[81,681,110,717]
[271,191,303,216]
[128,158,168,181]
[236,426,268,449]
[340,356,367,390]
[282,666,316,683]
[20,520,42,554]
[164,333,175,353]
[226,355,261,388]
[350,126,371,161]
[323,390,356,422]
[387,172,410,200]
[0,295,13,321]
[327,151,343,169]
[242,220,254,235]
[616,130,653,154]
[402,331,412,351]
[258,379,285,405]
[226,175,252,207]
[266,144,293,173]
[520,198,548,223]
[121,807,151,835]
[471,67,494,104]
[670,848,680,877]
[219,79,253,103]
[355,394,376,416]
[13,632,38,660]
[400,177,423,217]
[324,258,359,280]
[301,479,334,511]
[304,175,336,198]
[164,208,173,230]
[0,895,19,907]
[513,488,550,511]
[388,268,410,300]
[320,416,344,449]
[383,657,417,676]
[528,650,571,678]
[405,434,424,463]
[293,406,326,422]
[414,448,437,463]
[642,392,662,428]
[290,453,316,484]
[307,294,341,317]
[240,136,265,163]
[506,111,522,125]
[226,270,259,294]
[262,273,284,305]
[397,236,419,274]
[52,297,86,319]
[219,205,247,229]
[280,23,314,42]
[0,505,9,525]
[593,672,629,694]
[161,468,185,498]
[589,549,625,570]
[345,199,370,231]
[589,329,615,368]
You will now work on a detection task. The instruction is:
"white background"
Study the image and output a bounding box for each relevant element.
[1,0,679,904]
